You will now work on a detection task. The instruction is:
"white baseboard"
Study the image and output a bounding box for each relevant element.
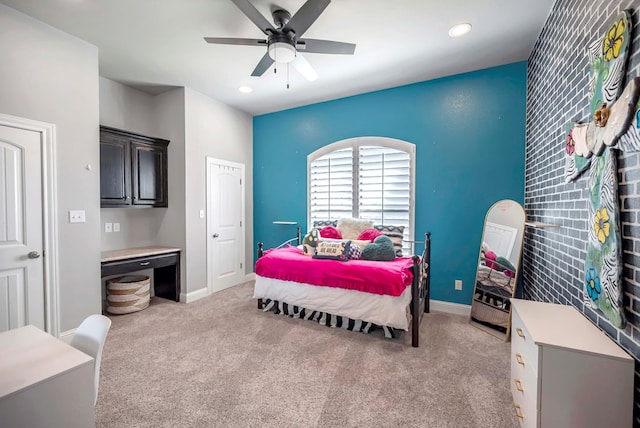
[430,300,471,317]
[245,272,256,282]
[181,287,209,303]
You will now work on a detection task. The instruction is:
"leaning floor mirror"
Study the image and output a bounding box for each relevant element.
[470,199,525,340]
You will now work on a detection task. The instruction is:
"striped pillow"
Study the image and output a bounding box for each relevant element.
[313,220,338,228]
[374,225,405,256]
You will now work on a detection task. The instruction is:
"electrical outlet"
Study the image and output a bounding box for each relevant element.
[455,279,462,290]
[68,210,86,223]
[113,222,120,232]
[105,222,112,233]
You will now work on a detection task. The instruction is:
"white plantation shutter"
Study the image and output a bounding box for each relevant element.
[308,138,414,255]
[358,146,411,254]
[309,147,354,221]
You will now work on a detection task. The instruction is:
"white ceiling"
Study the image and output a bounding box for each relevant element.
[1,0,555,116]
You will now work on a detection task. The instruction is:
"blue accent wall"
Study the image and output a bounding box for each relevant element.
[254,61,527,305]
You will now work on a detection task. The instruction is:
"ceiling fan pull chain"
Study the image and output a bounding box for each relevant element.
[287,63,290,89]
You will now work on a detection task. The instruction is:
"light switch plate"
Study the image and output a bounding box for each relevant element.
[199,209,205,218]
[69,210,86,223]
[105,222,112,233]
[113,222,120,232]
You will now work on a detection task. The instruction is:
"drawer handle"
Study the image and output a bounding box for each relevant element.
[516,327,525,339]
[514,404,524,419]
[514,378,524,392]
[139,261,151,266]
[515,353,525,367]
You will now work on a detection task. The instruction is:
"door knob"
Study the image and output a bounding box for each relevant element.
[212,233,220,238]
[28,251,41,259]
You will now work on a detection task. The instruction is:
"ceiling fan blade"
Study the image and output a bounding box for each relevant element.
[204,37,267,46]
[251,52,275,76]
[297,38,356,55]
[292,54,319,81]
[230,0,275,35]
[285,0,331,38]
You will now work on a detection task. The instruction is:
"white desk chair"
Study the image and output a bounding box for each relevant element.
[70,314,112,406]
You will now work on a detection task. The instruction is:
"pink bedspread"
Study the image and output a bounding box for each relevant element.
[255,245,416,296]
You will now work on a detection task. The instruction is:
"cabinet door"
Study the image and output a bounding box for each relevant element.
[131,142,167,207]
[100,135,131,206]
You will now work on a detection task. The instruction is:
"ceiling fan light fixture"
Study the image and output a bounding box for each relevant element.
[268,41,296,63]
[449,22,472,37]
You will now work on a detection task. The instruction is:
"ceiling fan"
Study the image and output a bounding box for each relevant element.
[204,0,356,82]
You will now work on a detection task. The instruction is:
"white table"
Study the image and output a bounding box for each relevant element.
[0,325,95,428]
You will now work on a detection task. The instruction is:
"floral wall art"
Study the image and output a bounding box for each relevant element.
[565,11,640,328]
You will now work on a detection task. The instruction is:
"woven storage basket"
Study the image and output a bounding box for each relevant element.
[106,275,150,315]
[470,300,509,327]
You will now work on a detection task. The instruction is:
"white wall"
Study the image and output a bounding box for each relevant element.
[184,88,254,293]
[0,5,101,332]
[154,88,188,291]
[98,77,166,251]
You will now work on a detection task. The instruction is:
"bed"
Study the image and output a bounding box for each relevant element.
[253,227,430,347]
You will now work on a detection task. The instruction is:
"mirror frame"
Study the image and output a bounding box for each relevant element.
[469,199,525,340]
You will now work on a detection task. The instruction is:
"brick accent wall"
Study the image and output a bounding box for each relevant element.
[524,0,640,423]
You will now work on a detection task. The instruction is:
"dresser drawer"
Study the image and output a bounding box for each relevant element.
[511,309,539,373]
[511,353,539,409]
[511,379,538,428]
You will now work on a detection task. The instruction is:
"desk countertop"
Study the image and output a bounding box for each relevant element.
[101,246,181,263]
[0,325,93,398]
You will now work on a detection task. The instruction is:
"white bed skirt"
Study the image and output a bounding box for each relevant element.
[253,275,411,330]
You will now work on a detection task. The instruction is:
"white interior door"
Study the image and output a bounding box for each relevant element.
[206,158,245,294]
[0,122,45,332]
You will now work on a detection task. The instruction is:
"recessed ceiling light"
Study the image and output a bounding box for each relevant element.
[238,86,253,93]
[449,23,472,38]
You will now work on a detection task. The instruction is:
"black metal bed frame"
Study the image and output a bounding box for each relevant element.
[256,228,431,347]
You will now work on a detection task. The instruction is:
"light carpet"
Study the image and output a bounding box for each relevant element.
[96,281,518,428]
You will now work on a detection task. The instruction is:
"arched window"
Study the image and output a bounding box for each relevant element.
[308,137,415,254]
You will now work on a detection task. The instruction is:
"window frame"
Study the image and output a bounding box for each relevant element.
[307,136,416,252]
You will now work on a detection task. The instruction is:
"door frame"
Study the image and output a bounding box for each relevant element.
[0,113,59,336]
[205,157,245,295]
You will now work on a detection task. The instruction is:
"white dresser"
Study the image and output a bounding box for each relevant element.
[510,299,634,428]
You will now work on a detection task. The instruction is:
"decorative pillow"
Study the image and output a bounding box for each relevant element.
[495,256,516,272]
[347,243,362,260]
[313,239,351,261]
[322,237,370,251]
[361,235,396,261]
[374,225,405,257]
[484,250,497,269]
[358,228,383,242]
[302,228,320,256]
[319,226,342,239]
[337,218,374,240]
[313,220,338,228]
[349,239,372,251]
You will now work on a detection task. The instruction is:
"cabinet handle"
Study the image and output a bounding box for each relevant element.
[139,261,150,266]
[515,353,525,367]
[516,327,525,339]
[514,404,524,419]
[514,378,524,392]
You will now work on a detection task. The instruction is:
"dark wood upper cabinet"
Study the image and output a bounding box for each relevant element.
[100,126,169,208]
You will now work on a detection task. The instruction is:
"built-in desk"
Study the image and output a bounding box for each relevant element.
[101,246,181,302]
[0,325,94,427]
